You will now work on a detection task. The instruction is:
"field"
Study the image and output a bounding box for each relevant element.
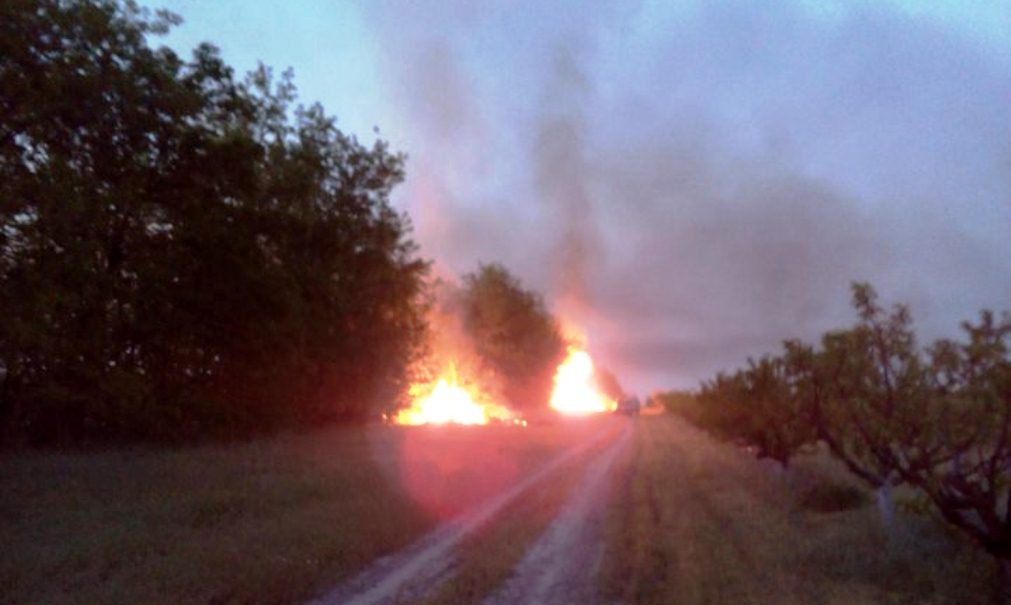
[2,415,998,604]
[0,422,602,605]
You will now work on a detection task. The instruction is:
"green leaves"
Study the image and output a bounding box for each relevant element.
[691,282,1011,561]
[694,355,813,467]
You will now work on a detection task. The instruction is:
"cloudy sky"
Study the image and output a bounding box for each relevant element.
[147,0,1011,392]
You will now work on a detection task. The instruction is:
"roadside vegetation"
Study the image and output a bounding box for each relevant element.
[1,0,429,444]
[601,416,993,605]
[661,283,1011,594]
[0,422,597,604]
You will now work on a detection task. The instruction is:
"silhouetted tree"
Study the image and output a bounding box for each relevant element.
[0,0,428,444]
[460,263,565,409]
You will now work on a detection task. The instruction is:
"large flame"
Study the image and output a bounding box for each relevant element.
[549,347,617,415]
[393,363,517,426]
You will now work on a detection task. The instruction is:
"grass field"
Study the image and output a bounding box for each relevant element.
[601,416,996,605]
[4,415,1001,604]
[0,421,600,605]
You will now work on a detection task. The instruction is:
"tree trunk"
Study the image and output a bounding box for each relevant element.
[875,482,895,531]
[0,368,24,448]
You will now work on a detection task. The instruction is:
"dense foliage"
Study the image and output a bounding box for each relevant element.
[695,356,813,468]
[0,0,429,444]
[678,283,1011,565]
[460,263,565,409]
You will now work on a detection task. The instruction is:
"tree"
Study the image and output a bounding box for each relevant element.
[1,0,224,443]
[652,389,697,416]
[694,356,813,468]
[810,286,1011,575]
[898,311,1011,575]
[0,0,429,444]
[700,282,1011,578]
[783,285,937,525]
[460,263,565,409]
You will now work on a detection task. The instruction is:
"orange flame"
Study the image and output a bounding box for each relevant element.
[549,347,617,415]
[393,363,518,425]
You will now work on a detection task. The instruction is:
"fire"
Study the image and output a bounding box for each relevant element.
[549,347,617,415]
[393,363,517,426]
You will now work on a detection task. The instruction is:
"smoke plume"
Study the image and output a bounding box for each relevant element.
[361,0,1011,391]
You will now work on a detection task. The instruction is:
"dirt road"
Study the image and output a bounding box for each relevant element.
[309,421,629,605]
[310,416,989,605]
[479,422,631,605]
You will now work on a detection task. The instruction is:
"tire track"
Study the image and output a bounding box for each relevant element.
[308,423,620,605]
[479,422,633,605]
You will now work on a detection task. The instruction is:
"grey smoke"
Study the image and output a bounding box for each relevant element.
[362,0,1011,391]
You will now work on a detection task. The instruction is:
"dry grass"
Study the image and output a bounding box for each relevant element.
[601,415,995,605]
[9,415,990,605]
[1,421,595,605]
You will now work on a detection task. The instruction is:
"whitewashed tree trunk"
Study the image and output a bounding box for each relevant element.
[781,463,794,491]
[769,461,793,489]
[875,482,895,530]
[770,462,796,515]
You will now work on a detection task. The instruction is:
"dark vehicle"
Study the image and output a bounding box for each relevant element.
[616,396,641,416]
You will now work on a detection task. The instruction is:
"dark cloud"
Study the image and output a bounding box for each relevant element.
[363,0,1011,391]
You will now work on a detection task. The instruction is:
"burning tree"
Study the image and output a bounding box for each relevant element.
[389,280,518,426]
[549,347,619,415]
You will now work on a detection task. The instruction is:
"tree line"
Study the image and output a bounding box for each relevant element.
[665,283,1011,577]
[0,0,434,444]
[0,1,584,446]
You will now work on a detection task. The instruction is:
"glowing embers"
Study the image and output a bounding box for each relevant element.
[393,363,516,426]
[549,347,617,415]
